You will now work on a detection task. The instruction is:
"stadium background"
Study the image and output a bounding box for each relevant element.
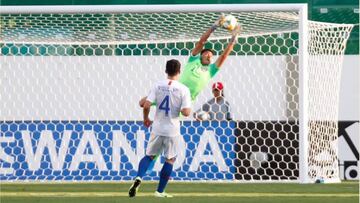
[2,0,359,55]
[0,0,359,181]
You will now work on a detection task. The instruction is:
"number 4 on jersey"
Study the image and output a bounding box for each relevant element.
[159,95,170,116]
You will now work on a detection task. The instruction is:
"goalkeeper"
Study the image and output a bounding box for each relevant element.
[139,15,241,106]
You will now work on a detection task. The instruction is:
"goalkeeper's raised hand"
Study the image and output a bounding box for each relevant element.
[211,14,225,31]
[192,14,225,56]
[231,23,241,37]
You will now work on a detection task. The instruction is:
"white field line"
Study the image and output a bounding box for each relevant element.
[0,192,358,198]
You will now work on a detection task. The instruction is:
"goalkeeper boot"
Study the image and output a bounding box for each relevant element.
[154,191,173,198]
[128,177,142,197]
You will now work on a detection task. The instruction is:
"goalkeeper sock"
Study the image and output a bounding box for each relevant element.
[137,155,153,178]
[157,162,173,193]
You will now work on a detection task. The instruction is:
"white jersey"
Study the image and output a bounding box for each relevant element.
[147,79,191,137]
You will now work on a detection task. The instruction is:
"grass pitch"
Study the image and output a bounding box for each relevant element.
[0,181,358,203]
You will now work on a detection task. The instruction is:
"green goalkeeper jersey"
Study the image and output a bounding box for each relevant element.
[179,55,219,100]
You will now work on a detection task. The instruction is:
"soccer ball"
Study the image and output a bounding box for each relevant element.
[197,111,210,120]
[249,151,268,169]
[222,15,238,31]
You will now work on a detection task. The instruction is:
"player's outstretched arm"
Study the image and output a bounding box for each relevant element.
[215,24,241,68]
[191,14,225,56]
[143,100,152,127]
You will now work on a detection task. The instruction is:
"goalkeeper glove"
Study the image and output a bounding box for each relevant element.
[211,14,225,31]
[229,23,241,44]
[231,23,241,36]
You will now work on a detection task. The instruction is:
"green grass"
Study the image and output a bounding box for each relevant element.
[0,181,359,203]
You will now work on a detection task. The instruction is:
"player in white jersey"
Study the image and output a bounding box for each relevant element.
[129,59,191,198]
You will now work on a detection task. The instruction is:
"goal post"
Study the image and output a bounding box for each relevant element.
[0,4,308,14]
[0,4,354,183]
[298,4,309,184]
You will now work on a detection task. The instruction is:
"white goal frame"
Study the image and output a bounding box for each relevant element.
[0,4,339,184]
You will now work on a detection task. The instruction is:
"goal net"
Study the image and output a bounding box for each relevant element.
[0,4,353,183]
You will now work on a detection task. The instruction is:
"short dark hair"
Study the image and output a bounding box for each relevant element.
[165,59,181,76]
[201,48,215,55]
